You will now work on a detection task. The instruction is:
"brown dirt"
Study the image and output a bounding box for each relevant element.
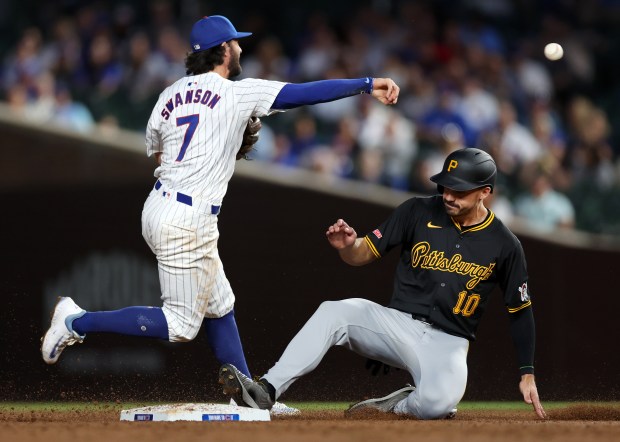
[1,406,619,442]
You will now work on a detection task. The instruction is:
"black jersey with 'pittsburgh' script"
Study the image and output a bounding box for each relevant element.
[364,195,532,340]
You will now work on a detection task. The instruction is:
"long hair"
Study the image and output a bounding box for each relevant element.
[185,44,226,75]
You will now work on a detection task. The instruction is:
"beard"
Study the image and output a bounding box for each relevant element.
[443,200,461,216]
[228,51,242,78]
[443,200,477,219]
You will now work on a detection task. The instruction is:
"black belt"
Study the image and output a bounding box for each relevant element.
[154,180,221,215]
[411,314,432,325]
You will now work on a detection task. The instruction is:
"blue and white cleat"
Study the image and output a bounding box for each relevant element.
[41,297,86,364]
[229,398,300,416]
[270,401,301,416]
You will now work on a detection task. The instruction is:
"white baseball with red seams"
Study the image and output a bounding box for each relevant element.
[544,43,563,61]
[142,73,285,340]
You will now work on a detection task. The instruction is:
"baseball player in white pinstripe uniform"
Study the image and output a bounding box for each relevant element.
[41,15,400,403]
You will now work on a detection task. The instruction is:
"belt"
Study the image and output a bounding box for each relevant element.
[411,314,432,325]
[154,180,221,215]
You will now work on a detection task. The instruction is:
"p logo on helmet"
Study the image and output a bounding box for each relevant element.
[429,148,497,194]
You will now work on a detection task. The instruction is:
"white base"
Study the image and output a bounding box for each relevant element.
[120,403,271,422]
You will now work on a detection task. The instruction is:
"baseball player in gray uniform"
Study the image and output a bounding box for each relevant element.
[218,148,547,420]
[41,15,400,406]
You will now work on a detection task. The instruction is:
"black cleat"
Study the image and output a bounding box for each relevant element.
[218,364,274,410]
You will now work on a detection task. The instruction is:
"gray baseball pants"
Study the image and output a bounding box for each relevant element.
[262,298,469,419]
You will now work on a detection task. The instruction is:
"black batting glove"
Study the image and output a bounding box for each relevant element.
[365,358,394,376]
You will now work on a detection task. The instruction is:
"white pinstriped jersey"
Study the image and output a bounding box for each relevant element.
[146,72,286,204]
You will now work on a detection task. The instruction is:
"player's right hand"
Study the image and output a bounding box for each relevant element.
[326,219,357,250]
[519,374,547,419]
[371,78,400,105]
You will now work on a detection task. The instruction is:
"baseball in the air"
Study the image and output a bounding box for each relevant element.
[544,43,564,61]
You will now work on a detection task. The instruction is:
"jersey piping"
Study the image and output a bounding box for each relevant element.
[364,236,381,258]
[507,300,532,313]
[450,210,495,233]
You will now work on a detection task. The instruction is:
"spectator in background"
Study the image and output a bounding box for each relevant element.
[514,161,575,232]
[277,112,321,167]
[295,14,339,81]
[47,17,83,87]
[121,30,167,104]
[152,26,186,85]
[486,99,543,177]
[339,14,386,77]
[51,82,95,133]
[565,96,616,190]
[2,27,51,91]
[529,99,566,163]
[357,95,417,190]
[380,110,418,190]
[6,67,94,133]
[356,95,417,189]
[84,32,124,98]
[511,42,554,105]
[326,116,360,179]
[459,12,505,55]
[400,65,437,122]
[5,83,29,116]
[456,75,499,141]
[529,100,571,191]
[485,186,515,225]
[410,122,464,195]
[28,71,56,123]
[239,35,291,81]
[417,86,476,148]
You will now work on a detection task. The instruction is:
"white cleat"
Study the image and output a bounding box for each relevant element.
[229,398,300,416]
[269,401,301,416]
[41,297,86,364]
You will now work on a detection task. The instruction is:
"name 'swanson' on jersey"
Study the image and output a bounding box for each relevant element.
[160,87,221,120]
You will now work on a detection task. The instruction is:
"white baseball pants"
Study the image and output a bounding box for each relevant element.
[141,187,234,342]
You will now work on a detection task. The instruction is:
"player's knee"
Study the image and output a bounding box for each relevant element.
[315,298,368,321]
[168,324,201,342]
[413,390,459,420]
[162,306,204,342]
[314,299,355,327]
[315,300,340,317]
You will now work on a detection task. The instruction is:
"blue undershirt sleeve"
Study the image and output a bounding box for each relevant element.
[271,77,374,110]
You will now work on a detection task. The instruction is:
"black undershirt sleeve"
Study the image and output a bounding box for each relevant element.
[509,307,536,375]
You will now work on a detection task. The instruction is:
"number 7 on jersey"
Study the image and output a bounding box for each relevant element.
[175,114,199,162]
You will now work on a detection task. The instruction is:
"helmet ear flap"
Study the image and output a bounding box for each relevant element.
[437,185,444,194]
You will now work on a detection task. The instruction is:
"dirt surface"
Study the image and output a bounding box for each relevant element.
[1,406,619,442]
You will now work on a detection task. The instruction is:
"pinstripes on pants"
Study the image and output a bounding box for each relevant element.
[141,188,234,341]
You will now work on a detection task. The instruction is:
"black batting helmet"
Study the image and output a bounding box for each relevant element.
[430,148,496,193]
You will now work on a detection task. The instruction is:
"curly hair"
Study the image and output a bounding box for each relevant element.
[185,45,226,75]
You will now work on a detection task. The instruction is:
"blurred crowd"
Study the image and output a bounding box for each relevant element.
[2,0,620,235]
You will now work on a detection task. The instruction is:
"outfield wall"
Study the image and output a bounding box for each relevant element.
[1,108,618,402]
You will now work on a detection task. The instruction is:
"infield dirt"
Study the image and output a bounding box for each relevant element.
[1,405,619,442]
